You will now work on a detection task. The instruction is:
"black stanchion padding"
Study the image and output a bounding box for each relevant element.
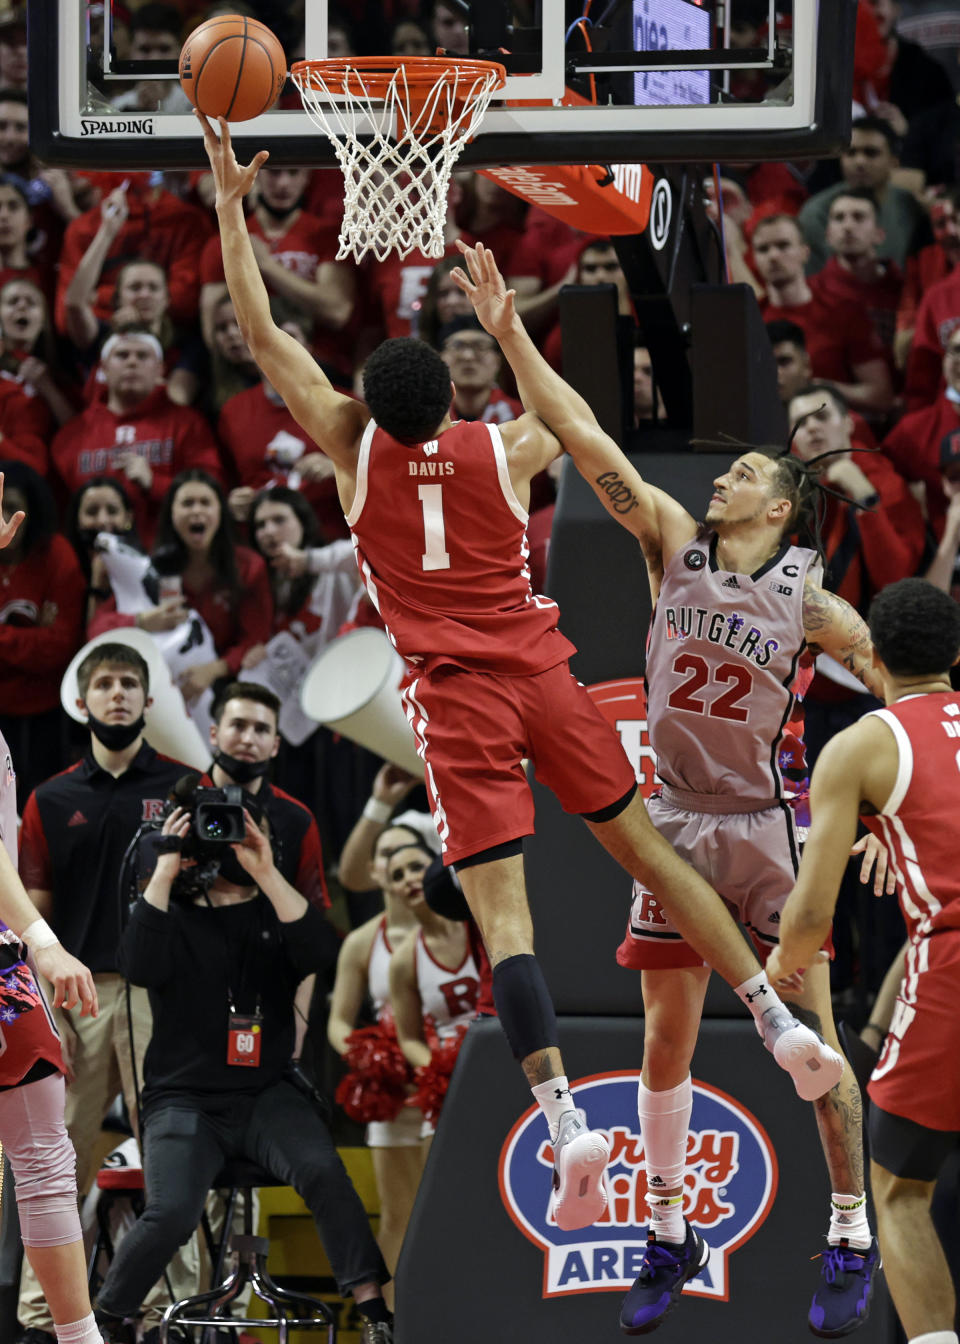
[395,1017,899,1344]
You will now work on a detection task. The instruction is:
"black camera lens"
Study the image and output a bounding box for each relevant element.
[201,816,227,839]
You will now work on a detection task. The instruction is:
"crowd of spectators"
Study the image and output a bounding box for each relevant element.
[2,0,960,1337]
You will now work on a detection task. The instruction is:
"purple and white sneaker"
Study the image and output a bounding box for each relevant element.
[619,1223,709,1335]
[809,1237,882,1337]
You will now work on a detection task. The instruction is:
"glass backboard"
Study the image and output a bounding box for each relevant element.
[29,1,856,171]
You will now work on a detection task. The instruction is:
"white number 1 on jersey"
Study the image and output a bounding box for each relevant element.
[418,484,451,571]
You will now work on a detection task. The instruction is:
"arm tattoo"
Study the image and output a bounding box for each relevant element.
[802,580,833,634]
[803,582,877,689]
[595,470,639,515]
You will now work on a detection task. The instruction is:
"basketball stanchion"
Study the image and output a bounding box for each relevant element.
[291,56,506,262]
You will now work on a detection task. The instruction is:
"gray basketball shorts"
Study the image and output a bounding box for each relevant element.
[616,792,804,971]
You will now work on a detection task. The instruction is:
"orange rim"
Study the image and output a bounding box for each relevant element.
[291,55,507,100]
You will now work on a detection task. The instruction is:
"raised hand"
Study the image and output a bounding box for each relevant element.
[197,110,269,210]
[230,807,274,885]
[0,472,24,550]
[451,239,517,341]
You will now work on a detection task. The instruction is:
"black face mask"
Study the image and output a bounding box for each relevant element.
[211,750,271,787]
[86,711,145,752]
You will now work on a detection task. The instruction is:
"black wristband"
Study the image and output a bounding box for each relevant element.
[155,835,183,854]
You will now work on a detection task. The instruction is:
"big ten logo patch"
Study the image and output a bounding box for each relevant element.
[587,679,657,797]
[498,1072,777,1300]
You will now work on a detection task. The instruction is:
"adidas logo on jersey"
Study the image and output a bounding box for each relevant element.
[769,911,780,923]
[67,810,88,827]
[721,575,740,589]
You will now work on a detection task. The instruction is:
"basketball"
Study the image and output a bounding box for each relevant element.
[179,15,287,122]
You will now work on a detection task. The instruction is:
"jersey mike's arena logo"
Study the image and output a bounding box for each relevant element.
[586,679,657,798]
[498,1072,777,1300]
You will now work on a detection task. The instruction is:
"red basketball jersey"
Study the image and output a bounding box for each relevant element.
[347,418,574,674]
[864,692,960,940]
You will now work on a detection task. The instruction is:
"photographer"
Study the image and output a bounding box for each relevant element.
[93,788,392,1344]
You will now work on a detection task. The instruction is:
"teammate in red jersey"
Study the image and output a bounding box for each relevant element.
[452,242,882,1335]
[203,114,843,1238]
[769,578,960,1344]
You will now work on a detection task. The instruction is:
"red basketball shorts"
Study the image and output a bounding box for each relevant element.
[401,661,636,866]
[868,928,960,1132]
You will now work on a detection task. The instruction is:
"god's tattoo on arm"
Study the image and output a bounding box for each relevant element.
[596,470,639,515]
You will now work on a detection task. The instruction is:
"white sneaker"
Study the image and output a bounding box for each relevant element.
[549,1108,610,1231]
[760,1006,845,1101]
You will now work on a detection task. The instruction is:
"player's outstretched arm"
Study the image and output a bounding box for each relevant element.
[802,578,884,698]
[0,844,97,1015]
[199,112,367,464]
[452,241,693,562]
[767,730,865,982]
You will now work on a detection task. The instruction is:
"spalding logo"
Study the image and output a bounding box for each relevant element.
[498,1071,777,1299]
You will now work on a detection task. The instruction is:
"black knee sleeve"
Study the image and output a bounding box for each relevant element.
[492,954,559,1061]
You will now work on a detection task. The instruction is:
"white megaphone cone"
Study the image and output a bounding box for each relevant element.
[61,628,210,771]
[300,628,423,777]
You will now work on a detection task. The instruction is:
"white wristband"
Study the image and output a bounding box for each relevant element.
[21,919,58,951]
[362,797,392,825]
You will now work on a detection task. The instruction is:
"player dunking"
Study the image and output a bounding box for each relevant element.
[203,116,841,1236]
[452,242,882,1335]
[769,578,960,1344]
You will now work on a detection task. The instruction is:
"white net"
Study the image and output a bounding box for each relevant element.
[292,60,505,263]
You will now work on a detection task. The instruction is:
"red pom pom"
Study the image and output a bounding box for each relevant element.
[335,1022,411,1124]
[407,1020,468,1123]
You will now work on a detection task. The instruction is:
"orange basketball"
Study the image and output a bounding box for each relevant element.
[179,15,287,122]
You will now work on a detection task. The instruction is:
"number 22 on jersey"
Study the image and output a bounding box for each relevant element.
[666,652,753,722]
[419,484,451,571]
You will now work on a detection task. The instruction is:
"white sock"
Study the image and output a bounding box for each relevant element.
[828,1191,872,1249]
[734,971,786,1028]
[532,1075,574,1142]
[909,1333,959,1344]
[55,1314,101,1344]
[646,1191,685,1244]
[638,1076,692,1244]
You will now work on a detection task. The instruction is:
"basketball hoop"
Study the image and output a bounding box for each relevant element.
[291,56,506,263]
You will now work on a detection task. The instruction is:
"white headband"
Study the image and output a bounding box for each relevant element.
[101,331,164,363]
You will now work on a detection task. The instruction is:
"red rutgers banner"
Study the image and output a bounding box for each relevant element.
[586,678,658,799]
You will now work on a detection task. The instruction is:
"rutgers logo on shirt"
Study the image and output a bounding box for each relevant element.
[142,799,166,821]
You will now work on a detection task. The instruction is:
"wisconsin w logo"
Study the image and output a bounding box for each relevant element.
[423,440,439,457]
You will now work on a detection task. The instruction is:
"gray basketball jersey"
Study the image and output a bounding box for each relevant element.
[0,732,15,866]
[645,529,819,801]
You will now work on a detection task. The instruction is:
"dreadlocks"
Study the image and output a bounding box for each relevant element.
[690,405,880,574]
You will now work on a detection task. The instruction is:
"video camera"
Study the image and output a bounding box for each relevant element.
[124,776,264,902]
[189,785,247,851]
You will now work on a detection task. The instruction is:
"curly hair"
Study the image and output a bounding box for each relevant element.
[362,338,453,443]
[869,579,960,679]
